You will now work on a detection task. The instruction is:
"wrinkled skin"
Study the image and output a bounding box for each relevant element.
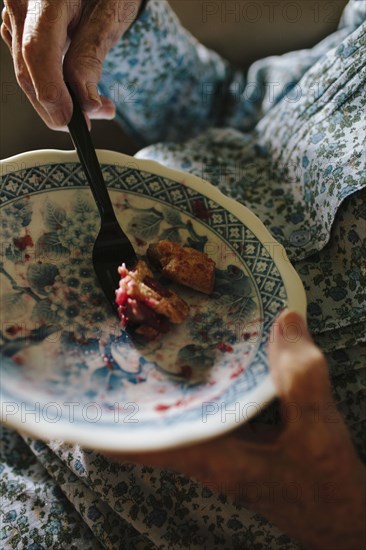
[1,0,142,129]
[106,310,366,550]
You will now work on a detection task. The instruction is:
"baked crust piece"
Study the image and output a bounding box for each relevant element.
[115,260,190,339]
[147,240,215,294]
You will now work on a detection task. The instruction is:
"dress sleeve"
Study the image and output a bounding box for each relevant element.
[100,0,364,146]
[100,0,236,146]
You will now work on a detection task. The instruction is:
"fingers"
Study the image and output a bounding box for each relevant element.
[2,0,70,129]
[105,434,249,489]
[1,5,12,49]
[3,1,51,126]
[21,0,73,127]
[107,444,211,481]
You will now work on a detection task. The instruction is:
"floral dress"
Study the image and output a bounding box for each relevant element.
[1,1,365,548]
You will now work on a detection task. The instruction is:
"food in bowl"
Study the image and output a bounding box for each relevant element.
[115,260,190,340]
[147,240,215,294]
[116,241,216,339]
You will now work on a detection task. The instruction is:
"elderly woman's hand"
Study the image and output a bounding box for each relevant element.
[1,0,142,129]
[106,310,366,549]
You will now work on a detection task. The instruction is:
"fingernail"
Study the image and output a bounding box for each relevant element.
[86,83,102,105]
[88,91,102,105]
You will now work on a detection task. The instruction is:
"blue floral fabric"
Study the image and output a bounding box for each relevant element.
[1,1,365,548]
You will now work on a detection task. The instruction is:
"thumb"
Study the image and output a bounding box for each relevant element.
[63,0,140,116]
[268,309,334,423]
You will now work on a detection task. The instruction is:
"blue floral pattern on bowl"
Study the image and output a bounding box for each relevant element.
[0,150,306,451]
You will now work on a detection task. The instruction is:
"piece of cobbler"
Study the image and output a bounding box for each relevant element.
[115,260,190,340]
[147,240,215,294]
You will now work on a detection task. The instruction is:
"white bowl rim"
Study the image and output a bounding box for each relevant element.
[0,148,307,451]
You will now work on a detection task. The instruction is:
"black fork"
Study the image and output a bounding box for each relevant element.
[67,84,137,313]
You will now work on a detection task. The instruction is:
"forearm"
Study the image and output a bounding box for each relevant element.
[250,454,366,550]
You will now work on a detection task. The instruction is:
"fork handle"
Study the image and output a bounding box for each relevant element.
[66,83,116,221]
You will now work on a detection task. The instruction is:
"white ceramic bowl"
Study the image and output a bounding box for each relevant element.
[0,150,306,451]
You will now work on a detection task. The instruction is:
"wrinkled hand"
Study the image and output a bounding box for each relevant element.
[1,0,142,129]
[106,310,366,549]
